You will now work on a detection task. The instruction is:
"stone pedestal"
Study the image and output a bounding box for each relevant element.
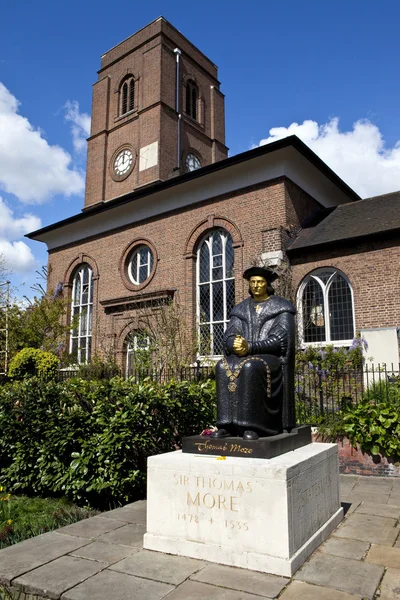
[144,443,343,577]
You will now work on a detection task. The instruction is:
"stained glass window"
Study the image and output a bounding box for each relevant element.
[197,230,235,356]
[70,265,93,363]
[299,269,354,345]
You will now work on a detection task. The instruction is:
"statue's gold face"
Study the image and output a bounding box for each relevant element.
[249,276,269,300]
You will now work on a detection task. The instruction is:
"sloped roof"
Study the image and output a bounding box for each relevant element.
[288,191,400,252]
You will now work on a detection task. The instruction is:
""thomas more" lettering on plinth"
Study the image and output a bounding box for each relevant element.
[173,474,253,513]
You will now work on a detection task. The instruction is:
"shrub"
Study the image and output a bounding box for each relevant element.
[0,377,216,508]
[8,348,59,380]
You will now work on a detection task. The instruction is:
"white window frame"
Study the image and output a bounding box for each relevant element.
[128,245,153,285]
[196,229,235,358]
[125,333,150,377]
[297,268,356,348]
[70,265,93,363]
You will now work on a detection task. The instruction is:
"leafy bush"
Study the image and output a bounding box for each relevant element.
[0,377,216,508]
[8,348,59,380]
[341,399,400,458]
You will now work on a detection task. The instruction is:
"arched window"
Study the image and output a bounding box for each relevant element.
[120,77,135,116]
[125,331,150,377]
[197,229,235,356]
[70,264,93,363]
[185,79,198,121]
[298,269,355,345]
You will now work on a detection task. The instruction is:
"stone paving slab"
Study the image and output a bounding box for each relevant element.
[61,569,174,600]
[96,523,146,547]
[109,550,204,585]
[13,556,104,600]
[347,492,391,505]
[0,532,90,586]
[366,544,400,569]
[190,563,289,598]
[100,500,147,524]
[354,502,400,519]
[279,580,362,599]
[319,536,370,560]
[294,552,384,599]
[160,579,268,599]
[346,511,398,528]
[333,518,399,546]
[379,567,400,599]
[69,541,139,564]
[56,516,127,539]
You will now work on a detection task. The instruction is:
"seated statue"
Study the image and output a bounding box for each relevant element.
[212,266,296,441]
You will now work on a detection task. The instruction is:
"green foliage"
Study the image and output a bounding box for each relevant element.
[0,377,216,508]
[341,399,400,459]
[8,348,59,380]
[76,355,121,380]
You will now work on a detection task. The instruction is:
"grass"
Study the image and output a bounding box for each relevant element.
[0,487,98,549]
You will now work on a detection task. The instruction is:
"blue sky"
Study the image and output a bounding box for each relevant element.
[1,0,400,296]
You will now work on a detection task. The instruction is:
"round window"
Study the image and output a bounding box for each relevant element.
[128,245,154,285]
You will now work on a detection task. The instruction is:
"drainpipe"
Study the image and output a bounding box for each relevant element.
[174,48,182,171]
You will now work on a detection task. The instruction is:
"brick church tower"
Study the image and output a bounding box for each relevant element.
[84,17,228,209]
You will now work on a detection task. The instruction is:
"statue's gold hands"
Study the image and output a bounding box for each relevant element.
[233,335,249,356]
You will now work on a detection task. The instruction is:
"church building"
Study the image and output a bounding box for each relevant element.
[27,17,400,371]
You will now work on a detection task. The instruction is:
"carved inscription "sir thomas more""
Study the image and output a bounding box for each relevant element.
[173,474,253,513]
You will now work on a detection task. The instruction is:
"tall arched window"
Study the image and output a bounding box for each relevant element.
[185,79,198,121]
[120,77,135,116]
[70,264,93,363]
[298,269,355,345]
[197,229,235,356]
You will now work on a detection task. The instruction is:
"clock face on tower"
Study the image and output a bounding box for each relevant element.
[114,148,133,177]
[185,152,201,172]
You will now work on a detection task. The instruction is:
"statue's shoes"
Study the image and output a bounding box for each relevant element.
[210,428,230,439]
[243,430,259,440]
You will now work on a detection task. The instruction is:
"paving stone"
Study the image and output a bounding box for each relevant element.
[13,555,104,600]
[163,579,267,599]
[279,580,361,599]
[347,493,390,505]
[96,523,145,547]
[110,550,204,585]
[388,495,400,507]
[366,544,400,569]
[69,541,139,564]
[333,518,398,546]
[379,567,400,599]
[319,536,370,560]
[56,516,126,539]
[100,501,147,525]
[395,535,400,548]
[191,563,289,597]
[294,552,384,599]
[355,502,400,519]
[61,569,174,600]
[346,511,398,528]
[0,532,89,586]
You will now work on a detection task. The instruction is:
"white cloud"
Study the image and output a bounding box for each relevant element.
[257,118,400,198]
[0,82,84,204]
[0,197,41,240]
[64,100,91,153]
[0,240,37,273]
[0,196,41,273]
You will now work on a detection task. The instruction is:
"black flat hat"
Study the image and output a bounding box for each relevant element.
[243,266,279,282]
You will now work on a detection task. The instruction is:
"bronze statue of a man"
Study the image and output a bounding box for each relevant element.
[212,266,296,440]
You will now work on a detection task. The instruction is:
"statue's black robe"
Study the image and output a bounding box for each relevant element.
[216,295,296,436]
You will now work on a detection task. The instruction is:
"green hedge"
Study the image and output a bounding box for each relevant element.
[0,377,216,509]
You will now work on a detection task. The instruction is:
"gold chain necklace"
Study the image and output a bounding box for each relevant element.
[222,356,271,394]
